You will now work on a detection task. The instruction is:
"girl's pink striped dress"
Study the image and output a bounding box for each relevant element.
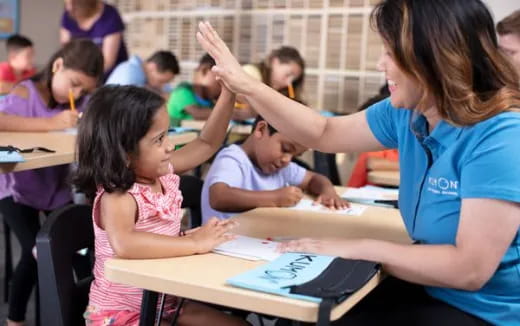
[84,167,183,326]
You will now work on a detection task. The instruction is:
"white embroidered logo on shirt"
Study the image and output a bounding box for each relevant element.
[427,177,459,196]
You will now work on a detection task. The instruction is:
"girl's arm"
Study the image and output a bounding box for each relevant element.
[196,21,384,154]
[281,198,520,290]
[0,87,79,131]
[101,191,235,259]
[170,87,235,174]
[102,32,122,73]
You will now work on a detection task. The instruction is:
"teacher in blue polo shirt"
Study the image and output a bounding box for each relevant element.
[196,0,520,325]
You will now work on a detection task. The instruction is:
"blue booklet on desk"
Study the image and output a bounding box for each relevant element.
[227,253,336,303]
[0,150,25,163]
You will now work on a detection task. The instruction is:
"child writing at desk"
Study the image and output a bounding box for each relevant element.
[234,46,306,121]
[74,85,248,326]
[0,39,103,326]
[167,54,221,126]
[201,115,348,223]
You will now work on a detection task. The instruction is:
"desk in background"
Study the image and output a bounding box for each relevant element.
[367,170,400,187]
[0,131,198,174]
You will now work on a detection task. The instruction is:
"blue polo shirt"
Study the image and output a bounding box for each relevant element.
[366,98,520,325]
[105,55,146,86]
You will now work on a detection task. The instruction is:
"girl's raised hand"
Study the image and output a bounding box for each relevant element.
[196,21,258,95]
[188,217,237,254]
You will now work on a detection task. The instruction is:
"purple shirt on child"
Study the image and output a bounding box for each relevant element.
[201,144,307,223]
[61,3,128,79]
[0,80,79,210]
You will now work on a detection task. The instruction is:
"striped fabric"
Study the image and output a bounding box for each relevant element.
[88,165,183,313]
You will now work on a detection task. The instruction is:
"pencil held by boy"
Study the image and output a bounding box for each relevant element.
[0,34,36,95]
[167,53,221,126]
[201,116,349,223]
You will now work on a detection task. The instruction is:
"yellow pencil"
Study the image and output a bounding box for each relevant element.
[287,83,295,99]
[235,101,247,109]
[68,89,76,112]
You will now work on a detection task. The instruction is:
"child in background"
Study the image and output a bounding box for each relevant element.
[167,53,221,126]
[0,35,36,95]
[234,46,305,120]
[74,85,248,326]
[347,84,399,187]
[201,115,348,223]
[106,50,180,97]
[0,39,103,326]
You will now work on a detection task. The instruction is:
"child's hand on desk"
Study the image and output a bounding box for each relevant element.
[49,110,79,130]
[314,191,350,210]
[274,186,304,207]
[187,217,237,254]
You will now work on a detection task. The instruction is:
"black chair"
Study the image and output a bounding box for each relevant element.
[179,175,203,228]
[36,204,94,326]
[2,219,13,302]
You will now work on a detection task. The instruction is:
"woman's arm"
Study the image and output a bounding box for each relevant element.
[170,87,235,174]
[281,198,520,290]
[59,27,71,44]
[102,32,122,73]
[196,22,384,153]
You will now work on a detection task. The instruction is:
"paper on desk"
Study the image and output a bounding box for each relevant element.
[342,186,398,201]
[213,235,281,261]
[0,151,24,163]
[289,199,367,216]
[62,128,78,135]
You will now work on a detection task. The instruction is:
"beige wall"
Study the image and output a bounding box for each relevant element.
[0,0,63,67]
[485,0,520,22]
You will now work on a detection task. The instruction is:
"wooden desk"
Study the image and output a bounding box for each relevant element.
[0,131,197,174]
[367,170,400,187]
[105,199,410,324]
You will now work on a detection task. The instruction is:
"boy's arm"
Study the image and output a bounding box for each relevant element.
[209,182,302,212]
[299,170,349,209]
[184,105,213,120]
[170,87,235,174]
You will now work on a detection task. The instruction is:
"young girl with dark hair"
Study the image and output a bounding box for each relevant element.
[0,38,103,326]
[75,85,248,326]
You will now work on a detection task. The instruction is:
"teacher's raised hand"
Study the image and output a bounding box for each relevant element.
[196,21,259,95]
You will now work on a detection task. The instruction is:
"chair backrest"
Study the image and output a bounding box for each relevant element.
[179,175,203,228]
[36,204,94,326]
